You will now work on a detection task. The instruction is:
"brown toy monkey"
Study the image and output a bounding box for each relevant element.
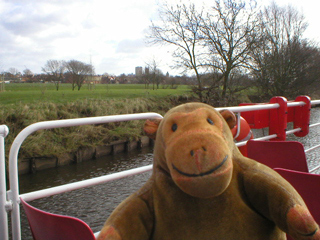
[98,102,319,240]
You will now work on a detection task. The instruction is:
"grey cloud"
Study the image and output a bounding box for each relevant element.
[2,10,67,37]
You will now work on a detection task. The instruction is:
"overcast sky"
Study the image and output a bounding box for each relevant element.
[0,0,319,76]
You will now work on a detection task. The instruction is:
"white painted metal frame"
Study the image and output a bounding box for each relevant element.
[1,99,319,240]
[0,125,9,240]
[7,113,163,240]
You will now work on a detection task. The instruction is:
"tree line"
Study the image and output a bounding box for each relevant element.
[1,60,94,91]
[2,55,201,91]
[1,59,195,91]
[148,0,320,105]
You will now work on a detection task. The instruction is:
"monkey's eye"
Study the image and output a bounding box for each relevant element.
[207,118,214,125]
[172,123,178,132]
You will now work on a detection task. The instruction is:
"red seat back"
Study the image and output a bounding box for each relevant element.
[274,168,320,240]
[21,198,96,240]
[247,140,309,172]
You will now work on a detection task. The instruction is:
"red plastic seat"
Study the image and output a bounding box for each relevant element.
[274,168,320,240]
[21,198,96,240]
[247,140,309,172]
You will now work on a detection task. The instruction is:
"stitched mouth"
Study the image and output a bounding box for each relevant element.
[172,155,228,177]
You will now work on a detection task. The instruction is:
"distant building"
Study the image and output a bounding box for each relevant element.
[135,66,143,76]
[145,67,149,75]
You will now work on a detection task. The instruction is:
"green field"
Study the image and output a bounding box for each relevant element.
[0,83,192,105]
[1,83,194,159]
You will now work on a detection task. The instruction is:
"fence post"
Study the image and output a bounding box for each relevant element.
[0,125,9,240]
[294,96,311,137]
[269,97,288,141]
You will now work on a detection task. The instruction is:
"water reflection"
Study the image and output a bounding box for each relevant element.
[18,108,320,239]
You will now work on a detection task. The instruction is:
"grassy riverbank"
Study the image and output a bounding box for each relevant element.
[1,83,193,162]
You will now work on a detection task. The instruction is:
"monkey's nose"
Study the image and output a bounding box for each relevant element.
[190,147,207,156]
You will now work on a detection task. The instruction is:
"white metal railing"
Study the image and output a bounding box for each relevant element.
[1,98,320,240]
[0,125,9,240]
[7,113,163,240]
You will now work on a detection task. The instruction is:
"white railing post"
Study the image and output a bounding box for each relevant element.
[0,125,9,240]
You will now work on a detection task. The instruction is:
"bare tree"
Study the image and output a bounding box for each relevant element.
[142,67,150,89]
[23,68,34,82]
[1,68,21,83]
[148,0,258,104]
[65,60,94,91]
[8,67,20,76]
[200,0,258,100]
[145,58,163,90]
[148,2,206,101]
[42,60,66,91]
[249,3,318,98]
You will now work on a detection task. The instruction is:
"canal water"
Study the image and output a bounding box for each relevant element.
[17,108,320,239]
[18,147,154,239]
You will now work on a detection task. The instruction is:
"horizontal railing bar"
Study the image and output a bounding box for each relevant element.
[287,101,305,107]
[252,134,279,141]
[285,128,302,135]
[305,143,320,153]
[217,100,312,112]
[20,165,153,202]
[218,99,319,112]
[11,113,163,142]
[310,122,320,128]
[310,165,320,173]
[236,134,277,147]
[216,103,279,112]
[311,100,320,105]
[235,127,302,147]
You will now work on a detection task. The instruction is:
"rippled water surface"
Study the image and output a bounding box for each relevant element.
[18,108,320,239]
[19,147,154,239]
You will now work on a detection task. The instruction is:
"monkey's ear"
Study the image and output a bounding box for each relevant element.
[219,110,236,129]
[143,119,162,140]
